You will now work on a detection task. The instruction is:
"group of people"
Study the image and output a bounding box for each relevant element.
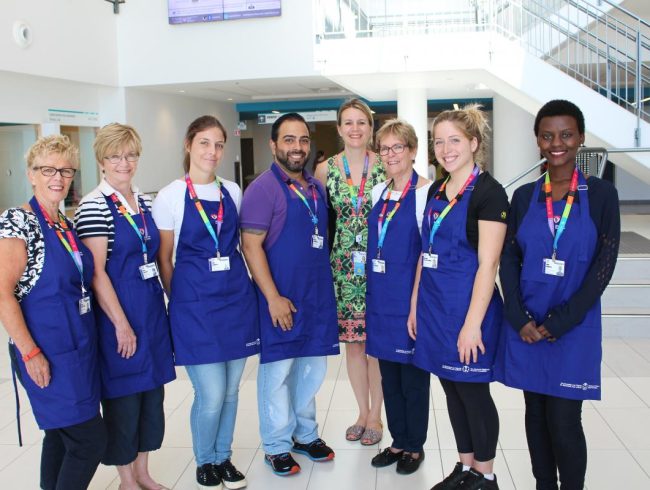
[0,97,619,490]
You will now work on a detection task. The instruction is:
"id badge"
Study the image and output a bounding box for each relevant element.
[543,258,565,277]
[139,262,159,280]
[311,234,324,249]
[422,253,438,269]
[78,296,91,315]
[372,258,386,274]
[209,256,231,272]
[355,233,363,245]
[352,251,366,276]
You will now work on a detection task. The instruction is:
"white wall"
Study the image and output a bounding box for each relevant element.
[492,95,541,195]
[616,167,650,201]
[124,88,241,192]
[0,0,117,86]
[117,0,316,87]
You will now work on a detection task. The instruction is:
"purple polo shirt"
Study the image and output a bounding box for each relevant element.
[240,162,325,250]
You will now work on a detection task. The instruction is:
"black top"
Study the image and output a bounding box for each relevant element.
[499,176,620,338]
[426,171,509,250]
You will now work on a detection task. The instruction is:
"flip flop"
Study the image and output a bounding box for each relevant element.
[345,424,366,441]
[360,424,383,446]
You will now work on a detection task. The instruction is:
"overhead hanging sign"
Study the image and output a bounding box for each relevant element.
[47,109,100,126]
[257,110,337,125]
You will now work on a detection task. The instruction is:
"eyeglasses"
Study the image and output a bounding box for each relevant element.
[103,152,139,165]
[378,144,407,156]
[32,166,77,178]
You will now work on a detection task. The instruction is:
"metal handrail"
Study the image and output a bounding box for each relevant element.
[504,147,650,189]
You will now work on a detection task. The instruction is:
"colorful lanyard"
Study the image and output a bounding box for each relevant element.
[37,201,86,295]
[185,174,224,256]
[427,165,480,253]
[342,153,369,216]
[287,180,319,232]
[110,193,150,264]
[544,167,579,259]
[376,172,414,257]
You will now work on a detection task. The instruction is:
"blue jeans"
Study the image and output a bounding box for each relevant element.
[185,358,247,465]
[257,356,327,455]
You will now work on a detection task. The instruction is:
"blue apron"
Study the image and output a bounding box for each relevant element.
[95,195,175,399]
[168,183,260,365]
[11,197,100,430]
[496,172,600,400]
[413,180,503,382]
[366,172,420,363]
[256,165,340,364]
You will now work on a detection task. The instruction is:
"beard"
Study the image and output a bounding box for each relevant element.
[275,148,309,173]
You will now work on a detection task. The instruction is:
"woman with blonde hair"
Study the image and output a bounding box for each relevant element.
[410,106,509,490]
[0,135,106,490]
[75,123,175,490]
[315,98,385,445]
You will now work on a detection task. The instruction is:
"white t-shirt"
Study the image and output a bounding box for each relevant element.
[371,180,432,233]
[152,178,242,253]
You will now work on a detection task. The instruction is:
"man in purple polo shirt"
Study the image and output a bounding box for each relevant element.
[241,113,339,476]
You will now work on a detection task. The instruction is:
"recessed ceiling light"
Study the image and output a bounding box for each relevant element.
[271,110,280,114]
[178,90,185,93]
[227,98,233,101]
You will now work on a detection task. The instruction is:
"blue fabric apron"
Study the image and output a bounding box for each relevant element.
[366,172,420,364]
[256,165,340,364]
[95,195,175,399]
[496,172,600,400]
[11,197,100,430]
[168,183,260,365]
[413,179,503,382]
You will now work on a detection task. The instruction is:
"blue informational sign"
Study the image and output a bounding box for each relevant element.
[168,1,281,25]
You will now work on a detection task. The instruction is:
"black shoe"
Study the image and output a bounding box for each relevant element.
[456,469,499,490]
[371,447,404,468]
[431,462,469,490]
[196,463,222,489]
[264,452,301,476]
[396,450,425,475]
[215,459,247,489]
[292,438,335,461]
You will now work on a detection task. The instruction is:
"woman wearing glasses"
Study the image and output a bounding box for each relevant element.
[314,98,385,445]
[75,123,175,490]
[498,100,620,490]
[411,106,508,490]
[365,119,432,475]
[0,135,106,490]
[153,116,259,490]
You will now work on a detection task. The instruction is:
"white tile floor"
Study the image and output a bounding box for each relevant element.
[2,342,650,489]
[1,213,648,489]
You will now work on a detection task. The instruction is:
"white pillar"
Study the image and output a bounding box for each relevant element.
[397,87,428,177]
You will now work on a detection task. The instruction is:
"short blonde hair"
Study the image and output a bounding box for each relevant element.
[431,104,490,165]
[26,134,79,169]
[93,123,142,164]
[375,118,418,152]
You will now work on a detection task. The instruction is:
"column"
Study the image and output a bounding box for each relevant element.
[397,87,428,177]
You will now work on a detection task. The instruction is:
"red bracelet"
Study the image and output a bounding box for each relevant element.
[22,347,41,362]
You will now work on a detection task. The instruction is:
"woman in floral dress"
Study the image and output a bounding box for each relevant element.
[315,98,385,445]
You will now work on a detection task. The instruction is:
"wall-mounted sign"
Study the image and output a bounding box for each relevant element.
[169,0,281,25]
[237,121,247,130]
[257,110,337,125]
[47,109,99,126]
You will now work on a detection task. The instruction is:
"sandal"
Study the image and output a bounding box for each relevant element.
[345,424,366,441]
[360,423,383,446]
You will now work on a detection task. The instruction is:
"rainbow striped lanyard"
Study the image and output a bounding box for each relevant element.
[427,165,479,253]
[287,180,319,233]
[375,171,415,258]
[110,193,150,264]
[185,174,224,256]
[544,167,579,260]
[37,201,86,295]
[342,153,369,216]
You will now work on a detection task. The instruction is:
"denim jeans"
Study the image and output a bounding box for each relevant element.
[257,356,327,455]
[185,358,247,465]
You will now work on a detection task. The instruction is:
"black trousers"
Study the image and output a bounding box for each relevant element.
[439,379,499,462]
[379,359,430,452]
[40,414,106,490]
[524,391,586,490]
[101,386,165,466]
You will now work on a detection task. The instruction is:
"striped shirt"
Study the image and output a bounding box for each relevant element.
[74,179,153,260]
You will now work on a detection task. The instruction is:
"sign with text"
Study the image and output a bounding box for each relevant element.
[257,110,337,125]
[169,1,281,25]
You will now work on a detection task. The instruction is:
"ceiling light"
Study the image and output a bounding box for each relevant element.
[271,110,280,114]
[178,90,185,93]
[227,98,233,101]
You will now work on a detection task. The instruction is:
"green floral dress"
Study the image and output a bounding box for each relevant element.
[326,155,385,343]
